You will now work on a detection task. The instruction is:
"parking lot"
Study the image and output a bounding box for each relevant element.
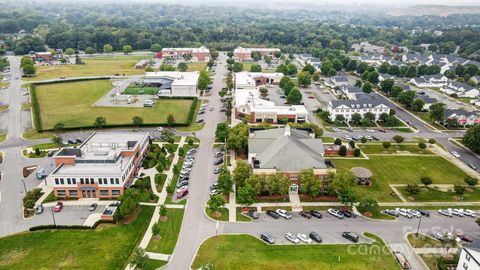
[30,204,105,227]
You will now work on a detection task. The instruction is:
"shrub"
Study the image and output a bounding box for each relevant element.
[348,140,355,149]
[428,138,436,144]
[334,138,342,145]
[155,163,165,173]
[405,184,421,195]
[353,148,361,157]
[464,177,479,187]
[454,184,466,195]
[357,198,379,215]
[418,142,427,149]
[339,145,347,156]
[392,135,404,144]
[420,176,432,187]
[382,142,391,149]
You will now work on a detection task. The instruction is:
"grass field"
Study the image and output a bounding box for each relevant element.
[398,186,480,202]
[358,144,433,155]
[0,105,8,112]
[407,233,442,248]
[192,234,400,270]
[0,133,6,144]
[333,156,469,202]
[34,80,193,129]
[146,209,184,254]
[186,62,207,72]
[0,206,153,270]
[122,87,159,95]
[206,207,229,221]
[22,129,54,140]
[25,55,147,81]
[144,259,168,270]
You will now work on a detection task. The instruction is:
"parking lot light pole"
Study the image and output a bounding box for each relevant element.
[21,179,27,194]
[416,215,422,236]
[51,208,57,226]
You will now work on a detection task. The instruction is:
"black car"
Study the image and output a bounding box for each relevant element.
[261,233,275,244]
[67,139,76,144]
[309,231,322,243]
[180,176,190,182]
[342,232,359,243]
[310,210,322,218]
[219,108,226,112]
[76,138,83,144]
[371,136,380,141]
[213,158,224,165]
[416,209,430,217]
[176,180,188,189]
[247,210,259,219]
[196,118,204,124]
[47,150,56,157]
[341,210,356,218]
[266,210,280,219]
[299,211,312,219]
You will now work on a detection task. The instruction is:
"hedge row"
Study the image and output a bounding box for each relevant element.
[30,79,198,132]
[33,77,111,85]
[29,219,113,231]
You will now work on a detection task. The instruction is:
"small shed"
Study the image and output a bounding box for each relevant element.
[350,167,373,186]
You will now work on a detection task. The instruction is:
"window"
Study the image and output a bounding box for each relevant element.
[112,190,121,196]
[80,178,84,184]
[110,178,114,184]
[85,179,89,185]
[55,178,59,185]
[67,178,71,185]
[290,175,298,180]
[60,178,64,185]
[103,178,107,185]
[91,179,95,184]
[466,253,471,262]
[115,178,120,184]
[100,190,109,196]
[57,190,66,197]
[72,178,76,184]
[69,190,78,196]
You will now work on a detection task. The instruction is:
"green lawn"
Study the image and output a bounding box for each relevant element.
[146,209,185,254]
[0,105,8,112]
[25,55,147,81]
[34,80,194,129]
[144,259,168,270]
[186,62,207,72]
[398,186,480,202]
[333,156,469,202]
[358,144,432,155]
[206,207,229,221]
[0,133,6,144]
[122,87,159,95]
[23,129,55,140]
[0,206,154,270]
[407,233,442,248]
[192,234,401,270]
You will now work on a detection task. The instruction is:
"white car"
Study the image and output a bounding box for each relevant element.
[451,151,460,158]
[343,135,352,141]
[464,209,477,217]
[438,209,453,217]
[407,209,421,218]
[365,135,373,141]
[276,209,292,220]
[210,189,220,196]
[297,233,313,244]
[285,233,300,244]
[156,127,164,132]
[450,208,464,217]
[332,128,340,132]
[395,208,413,218]
[327,208,344,219]
[176,186,188,194]
[366,129,375,133]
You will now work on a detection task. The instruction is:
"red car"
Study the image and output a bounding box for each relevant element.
[53,201,63,212]
[177,189,189,199]
[308,96,315,99]
[299,211,312,219]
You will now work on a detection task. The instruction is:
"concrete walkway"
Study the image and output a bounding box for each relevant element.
[389,185,408,202]
[289,193,303,212]
[414,248,458,254]
[146,252,171,261]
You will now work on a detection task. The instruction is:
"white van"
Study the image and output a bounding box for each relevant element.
[143,100,153,107]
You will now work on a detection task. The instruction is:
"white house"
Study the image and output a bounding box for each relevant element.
[378,73,396,82]
[441,82,479,98]
[339,85,363,100]
[326,76,350,88]
[410,74,448,88]
[327,100,390,122]
[457,242,480,270]
[143,71,200,97]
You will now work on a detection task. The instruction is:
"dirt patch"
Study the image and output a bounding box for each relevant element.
[0,248,30,267]
[23,208,35,218]
[212,211,222,219]
[159,215,168,222]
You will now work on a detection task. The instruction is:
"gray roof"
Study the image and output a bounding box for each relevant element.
[445,109,478,118]
[330,99,388,109]
[341,85,363,94]
[249,127,326,171]
[415,95,437,104]
[423,74,444,80]
[332,76,349,82]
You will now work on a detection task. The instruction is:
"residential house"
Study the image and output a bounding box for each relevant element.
[378,73,396,82]
[351,42,384,54]
[248,126,333,193]
[457,242,480,270]
[47,132,150,199]
[415,95,437,111]
[410,74,448,88]
[443,109,480,126]
[143,71,200,96]
[441,82,479,98]
[339,85,363,100]
[326,76,350,88]
[471,75,480,85]
[327,100,390,122]
[160,46,210,61]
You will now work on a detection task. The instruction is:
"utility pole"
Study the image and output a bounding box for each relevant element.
[416,215,422,236]
[51,207,57,226]
[21,179,27,194]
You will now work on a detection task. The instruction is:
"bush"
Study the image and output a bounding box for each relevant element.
[339,145,347,156]
[418,142,427,149]
[382,142,391,149]
[23,188,42,209]
[357,198,379,215]
[405,184,421,195]
[428,138,436,144]
[334,138,342,145]
[353,148,361,157]
[392,135,404,144]
[348,140,355,148]
[464,177,479,187]
[420,176,432,187]
[454,184,466,195]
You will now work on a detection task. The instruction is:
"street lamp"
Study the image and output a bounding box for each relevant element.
[416,215,422,236]
[21,179,27,194]
[51,207,57,226]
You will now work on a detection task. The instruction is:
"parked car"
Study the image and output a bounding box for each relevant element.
[407,209,421,218]
[246,210,259,219]
[451,151,460,158]
[156,127,164,132]
[213,158,224,165]
[342,232,359,243]
[176,185,188,194]
[177,180,189,189]
[468,163,477,170]
[464,209,477,217]
[177,189,188,199]
[34,204,44,214]
[309,231,322,243]
[345,128,353,132]
[310,210,322,218]
[219,108,226,112]
[343,135,352,141]
[67,139,76,144]
[53,201,63,212]
[297,233,313,244]
[214,151,223,157]
[299,211,312,219]
[266,210,280,219]
[180,176,190,182]
[438,209,453,217]
[457,232,473,242]
[261,233,275,244]
[89,203,98,211]
[431,232,444,241]
[341,210,355,218]
[285,232,300,244]
[210,189,220,196]
[47,150,56,157]
[328,208,344,219]
[214,167,222,174]
[395,208,413,218]
[384,209,399,217]
[450,208,464,217]
[371,136,380,141]
[416,209,430,217]
[209,182,218,190]
[378,129,386,133]
[276,209,292,220]
[196,118,204,124]
[187,149,197,155]
[366,129,375,133]
[76,138,83,144]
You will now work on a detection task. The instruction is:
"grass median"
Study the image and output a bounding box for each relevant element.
[146,209,185,254]
[192,233,400,270]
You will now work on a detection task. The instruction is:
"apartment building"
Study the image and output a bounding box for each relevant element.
[47,132,150,199]
[233,47,281,61]
[327,100,390,122]
[457,242,480,270]
[160,46,210,61]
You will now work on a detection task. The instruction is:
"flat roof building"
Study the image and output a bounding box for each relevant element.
[47,132,150,199]
[233,47,281,61]
[143,71,200,97]
[160,46,210,61]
